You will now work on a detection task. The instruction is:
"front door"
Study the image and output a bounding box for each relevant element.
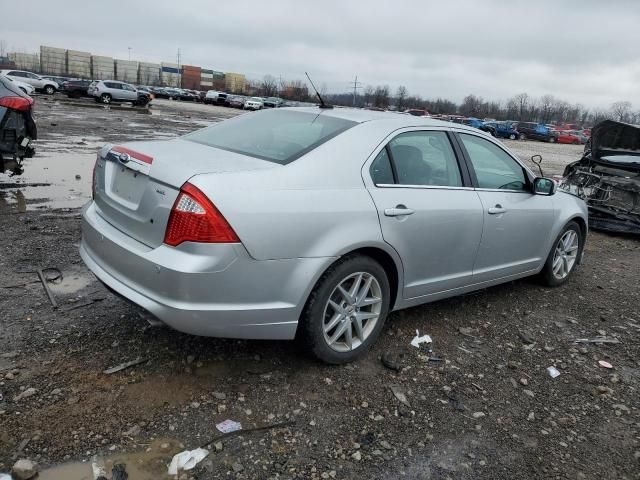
[366,130,484,299]
[456,133,555,283]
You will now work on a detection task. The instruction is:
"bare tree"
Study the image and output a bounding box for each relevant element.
[460,94,484,117]
[396,85,408,111]
[363,85,374,107]
[511,93,530,121]
[0,40,6,58]
[610,101,632,122]
[260,75,278,97]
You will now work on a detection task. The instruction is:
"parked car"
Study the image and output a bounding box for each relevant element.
[80,108,588,364]
[561,119,639,234]
[0,70,58,94]
[517,122,559,143]
[263,97,284,108]
[404,109,429,117]
[244,97,264,110]
[88,80,150,106]
[42,75,71,86]
[0,76,37,175]
[554,130,585,145]
[2,77,35,96]
[226,95,246,108]
[62,79,94,99]
[484,121,521,140]
[204,90,220,104]
[462,117,495,136]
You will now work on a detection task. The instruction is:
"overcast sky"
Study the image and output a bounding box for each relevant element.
[4,0,640,109]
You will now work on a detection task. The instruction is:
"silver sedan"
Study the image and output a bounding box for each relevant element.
[80,108,588,363]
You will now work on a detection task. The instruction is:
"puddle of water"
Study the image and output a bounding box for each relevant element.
[39,438,182,480]
[0,152,94,211]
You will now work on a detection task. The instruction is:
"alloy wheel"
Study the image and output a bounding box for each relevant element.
[322,272,382,352]
[552,230,579,279]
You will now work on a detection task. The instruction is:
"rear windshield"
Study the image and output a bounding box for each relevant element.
[183,109,358,164]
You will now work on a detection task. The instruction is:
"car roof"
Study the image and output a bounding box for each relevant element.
[280,106,479,131]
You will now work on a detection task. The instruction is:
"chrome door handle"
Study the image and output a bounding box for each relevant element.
[488,204,506,215]
[384,207,415,217]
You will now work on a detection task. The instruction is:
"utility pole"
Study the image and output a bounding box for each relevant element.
[176,48,182,88]
[351,75,362,107]
[128,47,132,61]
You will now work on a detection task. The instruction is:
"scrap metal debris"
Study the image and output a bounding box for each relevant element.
[37,268,63,308]
[103,357,145,374]
[389,385,411,407]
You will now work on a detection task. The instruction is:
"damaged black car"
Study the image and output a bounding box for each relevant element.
[0,75,37,176]
[561,119,640,234]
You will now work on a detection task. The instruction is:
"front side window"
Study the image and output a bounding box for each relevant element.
[388,131,462,187]
[459,134,528,191]
[184,110,357,165]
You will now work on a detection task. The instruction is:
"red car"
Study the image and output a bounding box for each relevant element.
[554,130,583,144]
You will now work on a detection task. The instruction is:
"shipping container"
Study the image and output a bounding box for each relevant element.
[66,49,91,78]
[115,59,138,83]
[161,62,182,87]
[225,72,246,93]
[8,52,40,72]
[40,46,67,76]
[91,55,115,80]
[138,62,160,85]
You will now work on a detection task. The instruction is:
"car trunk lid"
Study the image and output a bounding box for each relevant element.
[93,138,278,248]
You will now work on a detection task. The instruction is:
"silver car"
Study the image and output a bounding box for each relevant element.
[80,108,588,363]
[88,80,145,105]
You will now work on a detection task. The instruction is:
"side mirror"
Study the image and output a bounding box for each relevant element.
[533,177,556,196]
[531,154,544,177]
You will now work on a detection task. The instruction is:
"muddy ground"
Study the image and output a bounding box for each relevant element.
[0,97,638,480]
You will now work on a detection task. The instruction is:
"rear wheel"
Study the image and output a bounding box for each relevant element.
[298,255,390,364]
[539,221,583,287]
[100,93,112,104]
[44,85,55,95]
[519,133,526,140]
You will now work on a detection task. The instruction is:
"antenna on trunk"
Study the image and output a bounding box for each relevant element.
[305,72,333,109]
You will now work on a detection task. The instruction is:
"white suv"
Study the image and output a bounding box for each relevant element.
[88,80,149,106]
[244,97,264,110]
[0,70,59,94]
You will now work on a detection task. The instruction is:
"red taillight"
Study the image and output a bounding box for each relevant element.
[164,183,240,246]
[0,96,33,112]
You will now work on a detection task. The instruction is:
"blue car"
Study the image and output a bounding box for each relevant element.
[484,121,521,140]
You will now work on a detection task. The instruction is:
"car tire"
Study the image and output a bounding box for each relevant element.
[509,133,516,140]
[100,94,112,104]
[44,85,56,95]
[573,140,579,145]
[519,134,526,140]
[298,254,391,364]
[548,136,556,143]
[539,221,583,287]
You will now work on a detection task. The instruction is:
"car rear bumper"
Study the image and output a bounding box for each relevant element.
[80,201,332,340]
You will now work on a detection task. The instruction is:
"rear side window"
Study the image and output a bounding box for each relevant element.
[370,148,394,185]
[459,134,528,191]
[388,131,462,187]
[184,110,357,165]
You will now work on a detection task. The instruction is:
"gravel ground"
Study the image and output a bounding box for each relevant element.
[0,97,638,479]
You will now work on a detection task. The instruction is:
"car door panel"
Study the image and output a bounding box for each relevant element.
[455,132,556,282]
[365,129,484,299]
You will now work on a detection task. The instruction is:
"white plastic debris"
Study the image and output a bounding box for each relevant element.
[547,366,561,378]
[598,360,613,369]
[216,419,242,433]
[167,448,209,476]
[410,330,432,348]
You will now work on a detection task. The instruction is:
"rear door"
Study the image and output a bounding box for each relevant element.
[455,132,555,282]
[365,129,484,299]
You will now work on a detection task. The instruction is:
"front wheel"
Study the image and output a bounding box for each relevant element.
[44,85,56,95]
[100,93,112,104]
[298,255,391,364]
[539,221,583,287]
[509,133,516,140]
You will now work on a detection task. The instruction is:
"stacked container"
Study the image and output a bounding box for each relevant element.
[160,62,181,87]
[8,53,40,72]
[40,46,67,76]
[115,59,138,83]
[91,55,115,80]
[181,65,201,89]
[138,62,160,85]
[66,50,91,78]
[200,69,214,89]
[224,73,246,94]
